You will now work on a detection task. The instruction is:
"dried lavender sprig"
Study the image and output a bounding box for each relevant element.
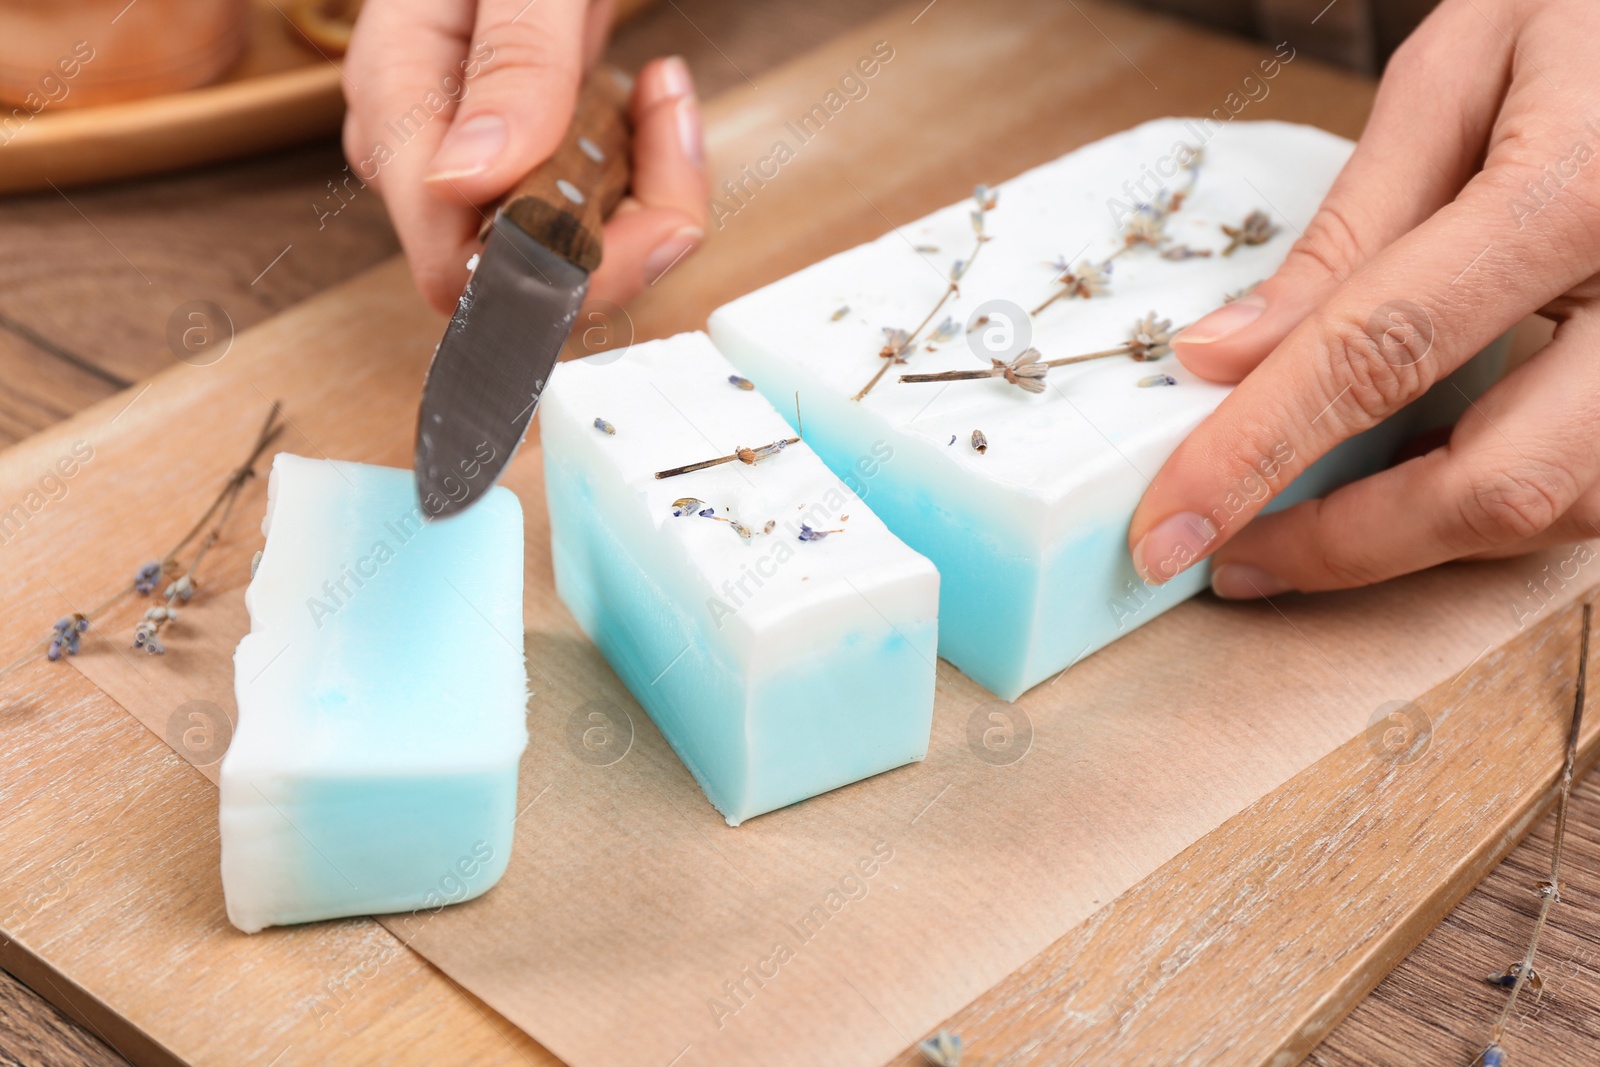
[0,401,284,679]
[1032,147,1204,315]
[1479,601,1590,1066]
[899,315,1183,390]
[854,185,998,402]
[653,437,800,480]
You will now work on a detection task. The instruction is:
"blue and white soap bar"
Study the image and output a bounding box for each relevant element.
[541,331,939,825]
[709,119,1439,701]
[222,454,528,933]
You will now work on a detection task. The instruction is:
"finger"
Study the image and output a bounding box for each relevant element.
[423,0,589,202]
[1129,116,1600,587]
[1172,0,1513,383]
[1208,311,1600,597]
[582,0,615,67]
[341,0,483,311]
[1461,489,1600,560]
[586,56,709,306]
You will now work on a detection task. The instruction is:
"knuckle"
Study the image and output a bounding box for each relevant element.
[470,35,576,91]
[1285,200,1369,283]
[1305,502,1391,588]
[1317,547,1388,590]
[1460,464,1574,544]
[1314,311,1437,425]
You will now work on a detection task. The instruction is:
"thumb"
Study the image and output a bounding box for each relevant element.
[423,0,590,204]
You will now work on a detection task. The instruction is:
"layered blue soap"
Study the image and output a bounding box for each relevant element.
[541,332,939,825]
[223,455,527,932]
[709,119,1505,701]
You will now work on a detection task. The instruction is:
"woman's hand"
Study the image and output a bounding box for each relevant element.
[342,0,708,314]
[1128,0,1600,598]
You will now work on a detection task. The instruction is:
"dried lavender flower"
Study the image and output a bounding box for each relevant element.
[165,575,196,601]
[1485,963,1543,991]
[996,349,1049,393]
[929,316,959,344]
[736,439,789,464]
[918,1029,964,1066]
[971,429,988,454]
[594,417,616,435]
[1122,205,1167,248]
[728,375,755,391]
[134,561,162,595]
[46,615,87,662]
[1127,313,1175,361]
[1138,373,1179,388]
[881,327,912,362]
[1221,209,1279,255]
[798,523,843,542]
[914,244,939,254]
[831,305,849,321]
[671,497,707,517]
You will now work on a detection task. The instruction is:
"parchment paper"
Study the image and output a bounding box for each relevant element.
[70,451,1597,1067]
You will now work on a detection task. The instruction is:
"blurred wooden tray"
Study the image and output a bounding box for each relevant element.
[0,0,661,195]
[0,0,346,194]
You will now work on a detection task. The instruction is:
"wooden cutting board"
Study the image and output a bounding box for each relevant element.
[0,1,1593,1065]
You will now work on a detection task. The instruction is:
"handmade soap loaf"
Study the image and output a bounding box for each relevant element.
[541,331,939,825]
[222,455,528,933]
[710,119,1497,701]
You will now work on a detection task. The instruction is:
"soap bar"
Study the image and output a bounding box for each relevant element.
[541,331,939,825]
[710,118,1457,701]
[222,454,527,933]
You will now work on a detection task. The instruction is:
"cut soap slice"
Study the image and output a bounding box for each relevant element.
[222,454,527,933]
[541,331,939,825]
[709,118,1501,700]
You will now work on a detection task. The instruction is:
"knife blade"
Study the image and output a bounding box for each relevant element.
[414,67,632,519]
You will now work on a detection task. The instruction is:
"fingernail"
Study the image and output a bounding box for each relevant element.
[427,114,508,182]
[660,55,694,100]
[675,96,704,166]
[1174,293,1266,346]
[644,226,704,285]
[1211,563,1290,600]
[1132,511,1219,585]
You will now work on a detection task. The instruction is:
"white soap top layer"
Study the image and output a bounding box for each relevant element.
[542,332,936,656]
[228,454,528,777]
[709,119,1352,521]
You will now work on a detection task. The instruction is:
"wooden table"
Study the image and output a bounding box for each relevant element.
[1,2,1596,1065]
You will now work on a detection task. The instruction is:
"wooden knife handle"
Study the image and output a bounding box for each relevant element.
[488,66,633,274]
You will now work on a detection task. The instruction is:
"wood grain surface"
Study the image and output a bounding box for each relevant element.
[2,1,1597,1066]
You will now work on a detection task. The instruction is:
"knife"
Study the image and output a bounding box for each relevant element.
[414,66,632,519]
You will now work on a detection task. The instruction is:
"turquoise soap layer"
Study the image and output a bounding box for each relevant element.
[539,332,939,826]
[545,432,936,826]
[222,455,527,932]
[710,325,1508,701]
